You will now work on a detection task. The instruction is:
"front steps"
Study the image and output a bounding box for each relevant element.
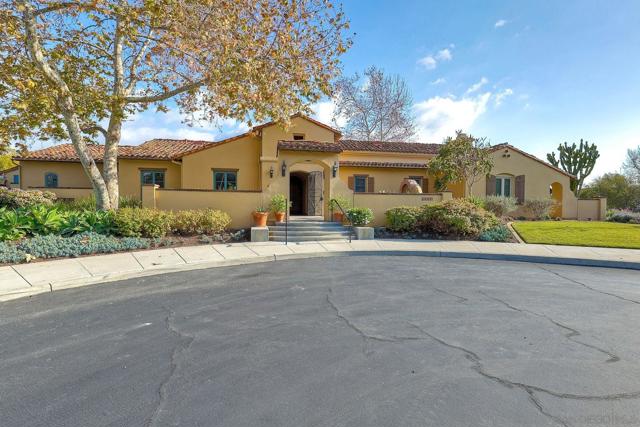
[269,219,351,242]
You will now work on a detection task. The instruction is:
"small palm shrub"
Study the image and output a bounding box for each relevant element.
[0,188,57,208]
[483,196,518,217]
[478,225,512,242]
[115,208,172,238]
[346,207,374,226]
[523,198,556,220]
[418,199,498,238]
[171,209,232,235]
[385,207,420,232]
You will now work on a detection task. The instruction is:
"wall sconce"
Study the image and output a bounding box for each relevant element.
[269,166,274,178]
[281,161,287,177]
[332,161,338,178]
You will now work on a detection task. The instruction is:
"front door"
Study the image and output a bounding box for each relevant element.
[307,171,323,216]
[290,174,305,215]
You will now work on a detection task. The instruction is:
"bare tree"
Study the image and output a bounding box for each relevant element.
[332,66,416,142]
[623,146,640,183]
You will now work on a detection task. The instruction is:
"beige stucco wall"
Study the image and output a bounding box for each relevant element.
[118,159,181,199]
[339,166,434,193]
[352,192,452,227]
[260,116,337,159]
[19,161,94,189]
[470,147,578,218]
[181,134,261,191]
[577,198,607,221]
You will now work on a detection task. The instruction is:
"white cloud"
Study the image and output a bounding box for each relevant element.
[430,78,446,85]
[436,48,452,61]
[495,19,507,28]
[311,100,346,128]
[414,92,491,142]
[418,55,437,70]
[466,77,489,94]
[494,88,514,106]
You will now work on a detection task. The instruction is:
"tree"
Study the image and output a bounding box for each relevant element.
[332,66,416,142]
[547,139,599,196]
[623,146,640,184]
[1,0,351,209]
[428,131,493,195]
[580,173,640,210]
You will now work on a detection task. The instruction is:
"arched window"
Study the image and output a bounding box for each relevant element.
[44,172,58,188]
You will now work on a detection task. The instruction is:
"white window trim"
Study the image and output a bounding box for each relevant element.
[495,175,513,197]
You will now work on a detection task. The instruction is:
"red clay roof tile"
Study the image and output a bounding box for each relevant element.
[339,160,429,169]
[338,140,441,154]
[277,140,343,153]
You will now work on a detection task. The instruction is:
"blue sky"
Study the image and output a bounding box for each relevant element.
[44,0,639,180]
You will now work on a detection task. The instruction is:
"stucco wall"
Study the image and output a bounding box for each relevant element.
[181,134,261,190]
[470,147,578,218]
[339,166,434,193]
[20,160,94,189]
[352,192,452,227]
[577,198,607,220]
[119,159,181,199]
[261,116,337,159]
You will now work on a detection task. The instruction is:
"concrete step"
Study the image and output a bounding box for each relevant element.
[274,221,343,227]
[269,225,347,232]
[269,230,350,237]
[269,235,350,242]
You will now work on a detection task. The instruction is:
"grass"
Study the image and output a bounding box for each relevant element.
[512,220,640,249]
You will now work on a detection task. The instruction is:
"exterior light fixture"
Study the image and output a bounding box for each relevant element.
[332,161,338,178]
[269,166,274,178]
[281,161,287,177]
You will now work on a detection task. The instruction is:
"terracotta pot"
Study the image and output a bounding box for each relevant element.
[252,211,268,227]
[274,212,286,223]
[333,211,344,223]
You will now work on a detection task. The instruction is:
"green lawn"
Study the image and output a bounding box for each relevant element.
[512,220,640,249]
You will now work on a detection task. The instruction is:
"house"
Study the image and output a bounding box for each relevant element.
[0,165,20,188]
[13,114,604,227]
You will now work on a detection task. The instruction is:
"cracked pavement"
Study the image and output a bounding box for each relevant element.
[1,256,640,426]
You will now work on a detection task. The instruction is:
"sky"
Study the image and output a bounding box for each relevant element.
[32,0,640,180]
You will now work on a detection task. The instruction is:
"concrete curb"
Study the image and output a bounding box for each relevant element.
[2,245,639,303]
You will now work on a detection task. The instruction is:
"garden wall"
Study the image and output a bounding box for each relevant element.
[352,192,453,226]
[577,197,607,221]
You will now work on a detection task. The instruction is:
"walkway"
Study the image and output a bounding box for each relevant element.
[2,239,640,301]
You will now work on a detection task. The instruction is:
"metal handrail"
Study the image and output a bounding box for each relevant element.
[285,197,289,245]
[329,198,353,243]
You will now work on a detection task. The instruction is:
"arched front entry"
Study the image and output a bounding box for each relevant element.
[289,168,324,216]
[550,182,563,218]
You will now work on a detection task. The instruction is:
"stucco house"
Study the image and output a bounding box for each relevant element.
[12,114,604,227]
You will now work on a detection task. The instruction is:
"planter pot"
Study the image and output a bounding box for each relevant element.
[274,212,286,223]
[353,226,374,240]
[333,212,344,223]
[252,211,269,227]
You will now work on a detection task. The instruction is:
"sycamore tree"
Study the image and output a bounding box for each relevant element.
[428,131,493,195]
[0,0,351,209]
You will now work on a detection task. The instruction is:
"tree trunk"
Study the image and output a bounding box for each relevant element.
[103,113,122,210]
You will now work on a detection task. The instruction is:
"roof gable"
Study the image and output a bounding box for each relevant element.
[490,143,576,179]
[252,113,342,139]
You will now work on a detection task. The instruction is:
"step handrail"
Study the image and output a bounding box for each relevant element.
[329,198,353,243]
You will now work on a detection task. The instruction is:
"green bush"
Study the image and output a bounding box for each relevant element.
[268,193,290,213]
[523,198,555,220]
[26,205,65,235]
[330,195,352,211]
[607,209,640,224]
[483,196,518,217]
[15,233,150,260]
[0,208,29,241]
[56,194,141,211]
[418,199,498,238]
[115,208,172,238]
[385,206,420,232]
[466,196,486,209]
[346,207,374,226]
[0,241,28,263]
[171,209,232,235]
[0,188,57,209]
[478,225,512,242]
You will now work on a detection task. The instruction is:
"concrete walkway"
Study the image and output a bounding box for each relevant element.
[1,239,640,302]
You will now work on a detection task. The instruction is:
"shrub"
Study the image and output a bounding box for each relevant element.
[268,193,289,213]
[417,199,498,238]
[115,208,172,238]
[171,209,232,235]
[385,206,420,232]
[346,207,374,226]
[0,208,29,241]
[0,242,27,264]
[56,194,141,211]
[15,232,150,259]
[523,198,555,220]
[0,188,57,209]
[466,196,486,209]
[26,205,64,235]
[478,224,512,242]
[607,209,640,224]
[483,196,518,217]
[330,195,352,211]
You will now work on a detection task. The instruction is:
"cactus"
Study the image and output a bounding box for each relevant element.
[547,139,599,196]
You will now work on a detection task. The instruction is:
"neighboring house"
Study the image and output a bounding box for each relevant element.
[0,165,20,189]
[12,114,604,226]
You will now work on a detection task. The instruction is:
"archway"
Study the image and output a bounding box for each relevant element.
[550,182,563,218]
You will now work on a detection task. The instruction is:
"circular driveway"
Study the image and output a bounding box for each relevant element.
[1,256,640,427]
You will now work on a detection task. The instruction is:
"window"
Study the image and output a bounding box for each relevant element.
[495,175,512,197]
[292,133,305,141]
[140,170,165,188]
[44,172,58,188]
[354,175,367,193]
[214,170,237,191]
[408,176,423,187]
[12,175,19,185]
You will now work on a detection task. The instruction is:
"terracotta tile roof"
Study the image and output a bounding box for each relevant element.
[340,160,428,169]
[490,143,576,178]
[278,140,343,153]
[14,139,212,162]
[339,140,441,154]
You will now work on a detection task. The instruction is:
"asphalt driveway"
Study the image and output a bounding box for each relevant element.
[1,256,640,427]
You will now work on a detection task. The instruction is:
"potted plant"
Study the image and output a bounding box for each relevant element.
[269,193,290,223]
[252,206,269,227]
[329,195,352,223]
